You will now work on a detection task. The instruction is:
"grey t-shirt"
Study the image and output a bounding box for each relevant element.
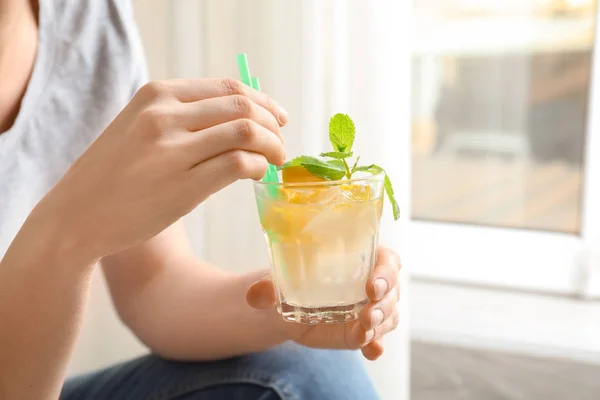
[0,0,147,257]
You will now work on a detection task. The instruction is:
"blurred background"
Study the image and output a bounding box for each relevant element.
[68,0,600,399]
[411,0,600,399]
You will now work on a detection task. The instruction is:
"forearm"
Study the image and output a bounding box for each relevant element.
[0,210,96,400]
[111,258,285,361]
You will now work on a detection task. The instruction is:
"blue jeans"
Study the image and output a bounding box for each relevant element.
[60,342,380,400]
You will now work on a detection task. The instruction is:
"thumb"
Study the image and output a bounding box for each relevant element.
[246,275,277,310]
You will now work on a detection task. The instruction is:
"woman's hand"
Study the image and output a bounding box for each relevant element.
[246,246,402,360]
[34,78,288,262]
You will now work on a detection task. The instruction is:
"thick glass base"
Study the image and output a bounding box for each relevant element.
[279,299,368,324]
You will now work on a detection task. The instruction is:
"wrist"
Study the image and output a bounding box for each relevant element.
[6,203,99,274]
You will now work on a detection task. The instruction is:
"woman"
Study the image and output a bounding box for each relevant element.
[0,1,402,399]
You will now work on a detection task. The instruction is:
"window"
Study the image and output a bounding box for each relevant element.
[410,0,600,295]
[411,0,595,234]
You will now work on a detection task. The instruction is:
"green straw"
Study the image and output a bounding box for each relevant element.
[251,76,261,91]
[238,55,286,280]
[236,54,279,186]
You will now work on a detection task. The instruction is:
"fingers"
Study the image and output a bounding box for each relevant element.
[183,119,286,167]
[359,285,400,331]
[342,321,377,350]
[361,339,384,361]
[366,247,401,301]
[137,79,289,126]
[346,307,397,350]
[349,306,399,354]
[180,95,283,142]
[370,309,399,343]
[201,79,289,126]
[246,275,277,310]
[188,150,269,197]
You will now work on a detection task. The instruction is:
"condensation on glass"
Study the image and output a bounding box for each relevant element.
[411,0,595,234]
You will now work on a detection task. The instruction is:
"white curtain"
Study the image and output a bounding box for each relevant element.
[72,1,412,399]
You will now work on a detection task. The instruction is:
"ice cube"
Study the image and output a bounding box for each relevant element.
[341,183,371,202]
[283,186,341,205]
[308,186,342,205]
[301,201,362,239]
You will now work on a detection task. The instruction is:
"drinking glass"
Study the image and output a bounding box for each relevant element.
[253,172,384,324]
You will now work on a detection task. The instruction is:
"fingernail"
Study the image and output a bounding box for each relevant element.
[371,309,384,328]
[374,279,388,300]
[277,104,289,125]
[365,330,375,344]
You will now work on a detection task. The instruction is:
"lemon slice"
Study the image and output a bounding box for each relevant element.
[282,166,326,183]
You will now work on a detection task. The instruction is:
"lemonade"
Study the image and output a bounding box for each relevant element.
[253,113,399,324]
[254,172,384,323]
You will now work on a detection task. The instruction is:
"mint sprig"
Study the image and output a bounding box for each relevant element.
[280,114,400,221]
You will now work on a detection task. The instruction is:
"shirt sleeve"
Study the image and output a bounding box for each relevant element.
[110,0,150,98]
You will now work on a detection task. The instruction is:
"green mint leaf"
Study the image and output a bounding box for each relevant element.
[350,156,361,173]
[329,113,356,153]
[384,174,400,220]
[278,156,346,181]
[320,151,353,159]
[278,160,300,170]
[304,160,346,181]
[352,164,377,173]
[355,164,400,220]
[376,168,401,221]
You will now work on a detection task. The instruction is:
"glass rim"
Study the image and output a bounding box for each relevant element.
[253,170,385,188]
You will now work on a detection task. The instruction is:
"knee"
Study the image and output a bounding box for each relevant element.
[257,342,380,400]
